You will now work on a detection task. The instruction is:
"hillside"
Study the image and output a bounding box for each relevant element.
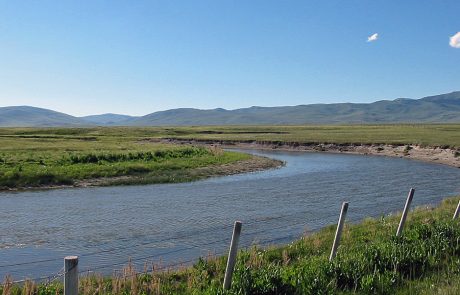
[80,113,137,125]
[1,91,459,127]
[129,91,460,125]
[0,106,84,127]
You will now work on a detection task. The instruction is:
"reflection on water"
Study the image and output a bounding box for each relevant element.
[0,150,459,279]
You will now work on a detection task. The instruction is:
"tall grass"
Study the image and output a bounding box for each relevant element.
[63,147,210,164]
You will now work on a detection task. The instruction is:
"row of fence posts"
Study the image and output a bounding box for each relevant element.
[42,188,460,294]
[225,188,421,289]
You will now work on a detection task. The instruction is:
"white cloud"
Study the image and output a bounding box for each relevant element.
[449,32,460,48]
[367,33,378,42]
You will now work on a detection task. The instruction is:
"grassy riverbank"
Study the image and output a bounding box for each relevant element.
[0,128,281,190]
[3,196,460,294]
[1,124,459,189]
[153,124,460,148]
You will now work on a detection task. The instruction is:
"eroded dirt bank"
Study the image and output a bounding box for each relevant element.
[161,139,460,168]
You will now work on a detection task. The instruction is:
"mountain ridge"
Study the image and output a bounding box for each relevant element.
[0,106,85,127]
[1,91,459,127]
[80,113,137,125]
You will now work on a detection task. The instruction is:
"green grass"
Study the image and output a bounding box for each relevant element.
[1,124,459,189]
[2,125,460,293]
[3,196,460,295]
[0,128,252,189]
[2,124,460,147]
[153,124,460,148]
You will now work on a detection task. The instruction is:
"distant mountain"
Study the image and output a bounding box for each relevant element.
[80,113,137,125]
[0,106,84,127]
[128,91,460,126]
[0,91,459,127]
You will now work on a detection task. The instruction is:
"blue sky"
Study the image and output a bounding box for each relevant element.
[0,1,459,116]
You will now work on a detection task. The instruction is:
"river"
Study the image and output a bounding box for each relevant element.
[0,149,459,280]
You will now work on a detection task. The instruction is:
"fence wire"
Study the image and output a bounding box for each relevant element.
[3,209,342,284]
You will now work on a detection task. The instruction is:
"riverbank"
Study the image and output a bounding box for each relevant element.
[5,195,460,294]
[163,138,460,168]
[1,125,459,190]
[71,153,282,188]
[135,124,460,168]
[0,128,283,191]
[230,141,460,168]
[1,154,282,192]
[0,152,282,191]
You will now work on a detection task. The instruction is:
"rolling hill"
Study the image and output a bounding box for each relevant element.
[0,106,85,127]
[1,91,459,127]
[80,113,137,125]
[128,91,460,125]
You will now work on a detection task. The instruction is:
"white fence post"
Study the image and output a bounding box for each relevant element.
[329,202,349,261]
[396,188,415,237]
[453,200,460,219]
[64,256,78,295]
[223,221,242,290]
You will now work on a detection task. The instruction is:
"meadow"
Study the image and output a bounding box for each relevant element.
[2,195,460,294]
[0,128,254,189]
[1,124,459,189]
[152,124,460,148]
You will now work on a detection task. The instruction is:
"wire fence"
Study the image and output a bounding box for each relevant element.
[6,187,450,294]
[3,186,460,293]
[1,207,341,286]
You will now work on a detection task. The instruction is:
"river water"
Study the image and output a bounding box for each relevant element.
[0,149,459,280]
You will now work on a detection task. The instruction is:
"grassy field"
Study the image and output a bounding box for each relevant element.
[151,124,460,148]
[3,195,460,295]
[2,124,460,147]
[1,124,459,189]
[0,128,255,189]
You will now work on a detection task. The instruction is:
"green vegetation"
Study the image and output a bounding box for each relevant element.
[1,124,459,189]
[0,128,255,189]
[2,124,460,147]
[155,124,460,148]
[2,196,460,294]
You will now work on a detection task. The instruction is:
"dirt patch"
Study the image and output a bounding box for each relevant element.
[191,155,284,177]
